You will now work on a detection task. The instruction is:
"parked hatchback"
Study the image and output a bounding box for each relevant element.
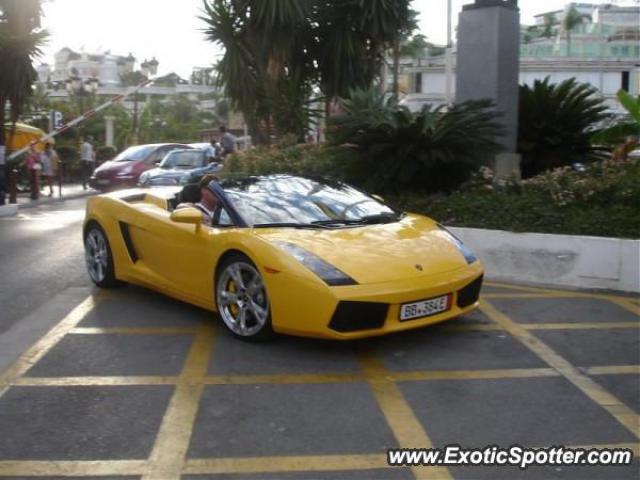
[137,149,223,187]
[89,143,191,191]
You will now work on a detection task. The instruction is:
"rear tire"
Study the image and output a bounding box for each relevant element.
[216,253,275,341]
[84,222,121,288]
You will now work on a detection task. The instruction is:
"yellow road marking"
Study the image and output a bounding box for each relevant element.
[481,299,640,439]
[586,365,640,375]
[391,368,558,382]
[142,322,216,480]
[485,281,639,303]
[0,460,148,476]
[358,351,453,480]
[0,294,102,396]
[608,298,640,317]
[522,322,639,330]
[183,454,391,475]
[483,293,569,299]
[70,327,199,335]
[14,376,179,386]
[11,365,637,389]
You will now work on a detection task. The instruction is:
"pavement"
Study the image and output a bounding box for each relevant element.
[14,183,96,208]
[0,198,638,480]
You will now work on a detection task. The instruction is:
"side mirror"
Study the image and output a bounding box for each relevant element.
[170,207,202,232]
[372,194,385,203]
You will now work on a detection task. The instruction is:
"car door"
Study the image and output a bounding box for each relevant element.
[125,204,219,306]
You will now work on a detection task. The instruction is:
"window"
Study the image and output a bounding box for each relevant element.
[621,71,630,92]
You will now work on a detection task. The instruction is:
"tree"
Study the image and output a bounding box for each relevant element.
[327,87,504,193]
[201,0,414,143]
[592,90,640,160]
[0,0,47,152]
[518,77,610,177]
[562,6,591,57]
[542,13,558,39]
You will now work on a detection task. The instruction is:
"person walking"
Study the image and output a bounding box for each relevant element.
[219,126,236,159]
[0,144,5,205]
[80,136,95,190]
[24,145,41,200]
[40,142,58,196]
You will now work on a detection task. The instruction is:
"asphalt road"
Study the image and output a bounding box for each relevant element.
[0,198,92,371]
[0,199,638,480]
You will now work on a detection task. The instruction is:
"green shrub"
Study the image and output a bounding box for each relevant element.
[518,77,610,178]
[327,88,504,194]
[96,145,117,163]
[225,143,339,177]
[388,158,640,239]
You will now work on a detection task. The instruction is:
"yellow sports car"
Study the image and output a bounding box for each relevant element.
[83,174,483,340]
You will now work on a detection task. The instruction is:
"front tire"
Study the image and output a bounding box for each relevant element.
[216,254,274,341]
[84,222,121,288]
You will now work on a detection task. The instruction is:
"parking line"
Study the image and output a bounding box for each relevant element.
[481,299,640,440]
[13,376,179,386]
[0,293,103,397]
[522,322,639,330]
[607,298,640,317]
[485,282,639,303]
[359,351,453,480]
[391,368,558,382]
[142,322,216,480]
[586,365,640,375]
[0,460,148,476]
[183,454,390,475]
[70,327,199,335]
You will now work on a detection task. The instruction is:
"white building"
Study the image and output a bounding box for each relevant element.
[400,2,640,114]
[36,48,220,108]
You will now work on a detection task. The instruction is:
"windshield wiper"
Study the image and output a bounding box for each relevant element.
[253,222,329,229]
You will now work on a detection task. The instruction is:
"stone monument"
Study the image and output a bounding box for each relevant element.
[455,0,521,178]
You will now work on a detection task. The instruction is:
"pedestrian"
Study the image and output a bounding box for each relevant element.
[80,136,95,190]
[219,126,236,159]
[40,142,59,196]
[204,139,218,163]
[24,144,41,200]
[0,144,5,205]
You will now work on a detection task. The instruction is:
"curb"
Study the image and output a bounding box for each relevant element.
[14,190,96,212]
[450,226,640,293]
[0,204,19,217]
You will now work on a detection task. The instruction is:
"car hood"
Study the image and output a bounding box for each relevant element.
[145,164,222,180]
[95,160,131,173]
[254,214,471,284]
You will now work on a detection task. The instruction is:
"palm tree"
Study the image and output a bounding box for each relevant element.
[518,77,610,177]
[562,6,591,57]
[542,13,558,39]
[0,0,47,155]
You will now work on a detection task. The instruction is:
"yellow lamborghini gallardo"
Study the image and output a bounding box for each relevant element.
[83,175,483,340]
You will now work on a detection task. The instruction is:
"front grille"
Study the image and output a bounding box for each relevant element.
[457,275,483,308]
[328,301,389,333]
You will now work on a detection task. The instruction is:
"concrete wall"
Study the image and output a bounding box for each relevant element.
[450,227,640,293]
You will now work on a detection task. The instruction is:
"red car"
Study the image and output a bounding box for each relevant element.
[89,143,191,191]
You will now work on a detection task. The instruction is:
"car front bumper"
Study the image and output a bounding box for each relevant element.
[265,261,484,340]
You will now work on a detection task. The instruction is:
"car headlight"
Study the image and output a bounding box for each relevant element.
[273,241,357,286]
[438,225,477,264]
[117,165,134,176]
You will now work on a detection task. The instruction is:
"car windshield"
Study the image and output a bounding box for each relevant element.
[220,175,400,227]
[113,145,155,162]
[160,151,206,169]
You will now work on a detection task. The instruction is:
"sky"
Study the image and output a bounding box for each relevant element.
[39,0,639,78]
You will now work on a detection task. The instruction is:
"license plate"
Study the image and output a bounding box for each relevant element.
[400,294,451,321]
